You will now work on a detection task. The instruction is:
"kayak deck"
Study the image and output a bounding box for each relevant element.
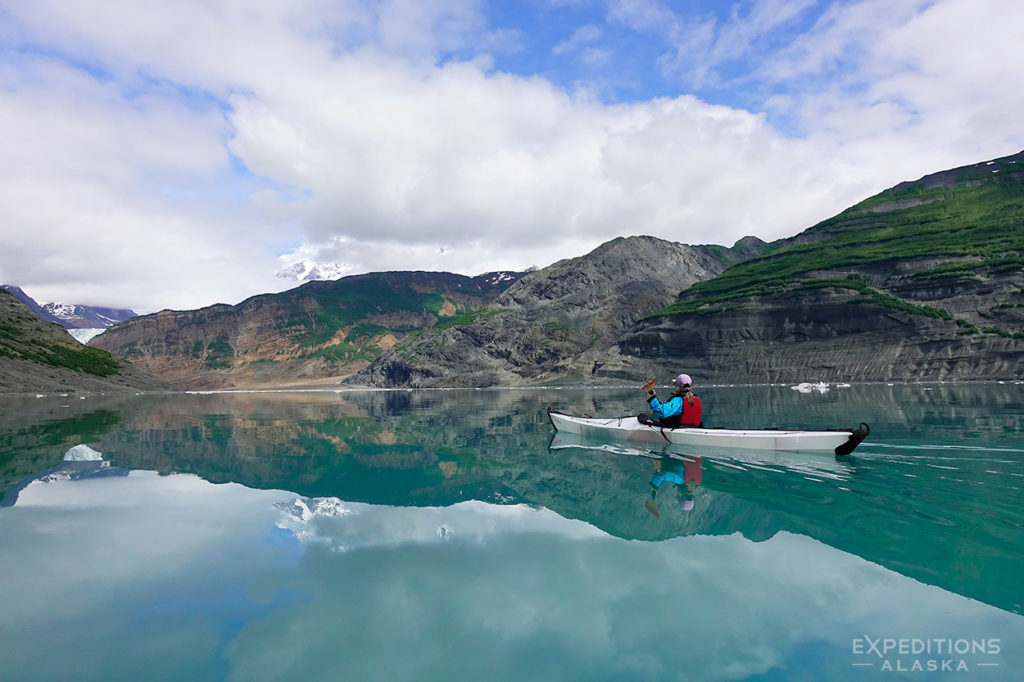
[547,410,869,455]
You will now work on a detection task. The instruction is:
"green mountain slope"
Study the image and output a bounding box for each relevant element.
[0,289,166,393]
[92,270,524,389]
[654,151,1024,317]
[620,150,1024,383]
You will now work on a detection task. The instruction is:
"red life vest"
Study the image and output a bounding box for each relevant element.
[679,395,702,426]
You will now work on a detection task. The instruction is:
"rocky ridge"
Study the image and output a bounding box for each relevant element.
[91,270,526,389]
[48,150,1024,389]
[348,235,767,387]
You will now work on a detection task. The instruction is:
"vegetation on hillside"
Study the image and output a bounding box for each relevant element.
[0,289,121,377]
[647,153,1024,320]
[262,273,498,348]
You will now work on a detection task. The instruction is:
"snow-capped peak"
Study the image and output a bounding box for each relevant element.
[275,259,351,283]
[43,302,81,320]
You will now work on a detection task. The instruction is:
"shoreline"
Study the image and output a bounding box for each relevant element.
[6,377,1022,399]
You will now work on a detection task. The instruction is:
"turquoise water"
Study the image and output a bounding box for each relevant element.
[1,383,1022,680]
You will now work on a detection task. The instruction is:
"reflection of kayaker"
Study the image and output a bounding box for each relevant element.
[645,455,703,518]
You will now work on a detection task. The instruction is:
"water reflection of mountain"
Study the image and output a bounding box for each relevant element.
[2,384,1021,616]
[2,449,130,507]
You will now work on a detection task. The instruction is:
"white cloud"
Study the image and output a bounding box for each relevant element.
[0,0,1022,311]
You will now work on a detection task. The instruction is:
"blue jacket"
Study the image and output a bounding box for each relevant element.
[647,395,683,420]
[650,468,685,489]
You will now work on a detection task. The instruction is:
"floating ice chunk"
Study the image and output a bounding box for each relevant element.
[791,382,830,394]
[63,444,104,461]
[437,524,453,540]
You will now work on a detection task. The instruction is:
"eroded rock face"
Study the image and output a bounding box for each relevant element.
[611,286,1024,384]
[605,151,1024,385]
[348,236,768,387]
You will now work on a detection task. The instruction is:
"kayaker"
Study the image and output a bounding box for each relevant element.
[639,373,703,428]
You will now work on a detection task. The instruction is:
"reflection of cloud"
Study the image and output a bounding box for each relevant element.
[1,472,1022,680]
[223,522,1024,680]
[275,496,352,546]
[274,498,604,552]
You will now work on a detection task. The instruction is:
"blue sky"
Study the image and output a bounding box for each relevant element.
[486,0,825,111]
[1,0,1022,311]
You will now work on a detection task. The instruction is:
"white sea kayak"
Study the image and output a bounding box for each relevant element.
[547,410,870,455]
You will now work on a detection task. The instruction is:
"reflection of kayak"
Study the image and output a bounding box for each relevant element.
[548,432,854,478]
[547,410,869,455]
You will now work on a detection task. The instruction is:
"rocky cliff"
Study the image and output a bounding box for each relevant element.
[609,150,1024,383]
[347,235,767,387]
[0,289,166,394]
[91,270,525,389]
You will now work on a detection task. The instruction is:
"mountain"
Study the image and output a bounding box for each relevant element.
[81,150,1024,388]
[91,270,527,389]
[611,150,1024,383]
[347,235,768,387]
[0,288,167,394]
[0,285,137,330]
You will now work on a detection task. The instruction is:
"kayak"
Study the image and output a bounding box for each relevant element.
[547,410,870,455]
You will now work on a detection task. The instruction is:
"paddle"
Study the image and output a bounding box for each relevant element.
[644,496,660,518]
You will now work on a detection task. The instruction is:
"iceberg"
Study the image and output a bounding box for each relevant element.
[790,382,830,394]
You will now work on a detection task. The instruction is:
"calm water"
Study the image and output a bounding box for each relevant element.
[1,383,1022,681]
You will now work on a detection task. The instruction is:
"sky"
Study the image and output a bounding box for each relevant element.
[1,0,1022,313]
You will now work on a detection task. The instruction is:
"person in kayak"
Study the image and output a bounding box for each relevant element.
[639,373,703,428]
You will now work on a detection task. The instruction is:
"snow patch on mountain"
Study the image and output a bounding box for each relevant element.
[44,302,80,320]
[479,271,520,286]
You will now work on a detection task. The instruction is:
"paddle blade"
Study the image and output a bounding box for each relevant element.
[642,377,656,393]
[645,498,660,519]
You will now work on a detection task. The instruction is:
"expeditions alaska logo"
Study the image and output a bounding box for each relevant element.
[851,636,1001,673]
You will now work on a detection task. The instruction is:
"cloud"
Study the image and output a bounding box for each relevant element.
[552,23,601,54]
[0,0,1022,311]
[229,61,862,280]
[0,53,286,310]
